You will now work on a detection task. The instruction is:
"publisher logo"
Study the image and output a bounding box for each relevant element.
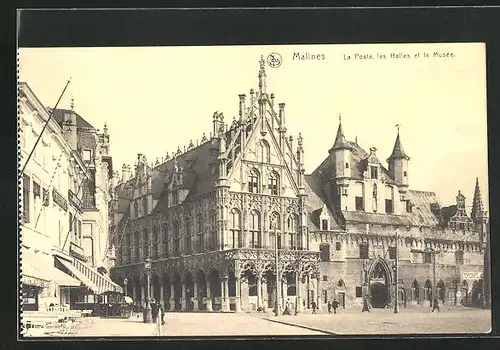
[267,53,282,68]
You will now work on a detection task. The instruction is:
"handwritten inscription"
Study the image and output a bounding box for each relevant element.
[344,51,455,61]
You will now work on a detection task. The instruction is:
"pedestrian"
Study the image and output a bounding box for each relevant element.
[311,301,317,314]
[362,297,370,312]
[332,298,339,314]
[157,300,165,325]
[151,298,158,322]
[327,301,332,313]
[432,298,440,312]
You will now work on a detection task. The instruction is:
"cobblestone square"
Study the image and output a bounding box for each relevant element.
[266,307,491,335]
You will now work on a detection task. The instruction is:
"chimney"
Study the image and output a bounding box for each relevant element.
[121,164,128,182]
[63,110,78,150]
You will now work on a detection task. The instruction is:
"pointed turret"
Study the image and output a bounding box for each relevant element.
[329,115,351,152]
[387,125,409,187]
[329,115,352,181]
[388,128,409,161]
[471,178,485,222]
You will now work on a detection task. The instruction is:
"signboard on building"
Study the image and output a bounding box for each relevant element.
[463,271,483,280]
[70,242,87,262]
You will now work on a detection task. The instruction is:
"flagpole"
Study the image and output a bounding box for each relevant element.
[21,78,71,175]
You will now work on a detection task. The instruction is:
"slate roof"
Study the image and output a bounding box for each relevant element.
[305,139,444,229]
[387,133,409,160]
[151,140,218,205]
[51,108,95,129]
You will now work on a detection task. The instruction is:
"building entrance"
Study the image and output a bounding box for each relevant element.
[369,260,391,308]
[370,282,388,308]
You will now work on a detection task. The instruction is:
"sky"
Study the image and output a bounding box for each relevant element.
[18,43,489,212]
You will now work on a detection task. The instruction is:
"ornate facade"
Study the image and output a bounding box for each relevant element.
[110,57,320,312]
[110,57,488,312]
[306,120,488,309]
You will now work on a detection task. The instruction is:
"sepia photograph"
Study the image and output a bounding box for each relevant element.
[18,42,490,337]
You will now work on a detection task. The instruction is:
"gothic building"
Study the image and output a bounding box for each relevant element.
[306,121,488,309]
[109,57,488,312]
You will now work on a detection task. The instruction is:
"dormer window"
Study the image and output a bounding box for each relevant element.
[370,166,378,179]
[321,219,329,231]
[83,149,92,162]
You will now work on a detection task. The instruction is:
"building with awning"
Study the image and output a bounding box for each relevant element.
[55,254,122,295]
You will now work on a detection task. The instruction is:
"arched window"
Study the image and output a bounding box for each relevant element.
[268,171,279,196]
[152,225,159,259]
[229,209,241,249]
[185,217,192,254]
[248,168,260,193]
[269,212,281,249]
[411,280,419,302]
[134,231,140,262]
[173,221,180,256]
[372,183,378,212]
[134,201,139,218]
[337,279,346,288]
[143,229,149,259]
[260,140,270,163]
[437,280,445,302]
[143,197,148,216]
[287,214,298,249]
[209,210,217,251]
[163,223,169,257]
[424,279,432,301]
[197,214,204,253]
[249,210,261,248]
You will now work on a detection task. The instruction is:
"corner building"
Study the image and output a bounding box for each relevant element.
[110,57,488,312]
[110,57,319,313]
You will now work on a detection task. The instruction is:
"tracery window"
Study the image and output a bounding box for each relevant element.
[287,214,298,249]
[268,171,279,196]
[152,225,159,259]
[269,212,281,249]
[134,201,139,218]
[209,211,217,251]
[229,209,241,249]
[143,229,149,259]
[163,223,169,257]
[249,210,261,248]
[197,214,204,253]
[173,221,180,256]
[185,218,192,254]
[248,168,260,193]
[134,231,140,262]
[143,197,148,216]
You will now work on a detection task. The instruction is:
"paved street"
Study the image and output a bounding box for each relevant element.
[159,312,326,336]
[65,307,490,337]
[265,307,491,335]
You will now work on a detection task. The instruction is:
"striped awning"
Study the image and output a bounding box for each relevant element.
[21,249,80,287]
[55,256,122,294]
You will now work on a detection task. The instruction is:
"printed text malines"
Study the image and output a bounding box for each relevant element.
[293,52,326,60]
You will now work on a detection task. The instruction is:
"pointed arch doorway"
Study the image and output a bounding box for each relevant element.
[369,260,392,308]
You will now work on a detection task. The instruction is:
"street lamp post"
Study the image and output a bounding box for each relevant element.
[143,258,153,323]
[274,226,281,317]
[124,277,128,297]
[393,229,399,314]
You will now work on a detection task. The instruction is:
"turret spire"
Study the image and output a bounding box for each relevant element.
[471,177,485,222]
[388,125,409,161]
[258,55,267,96]
[329,113,351,152]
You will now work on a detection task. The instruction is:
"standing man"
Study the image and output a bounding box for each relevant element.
[362,296,370,312]
[332,298,339,314]
[151,298,158,323]
[157,300,165,325]
[327,301,332,314]
[311,301,317,314]
[432,298,440,312]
